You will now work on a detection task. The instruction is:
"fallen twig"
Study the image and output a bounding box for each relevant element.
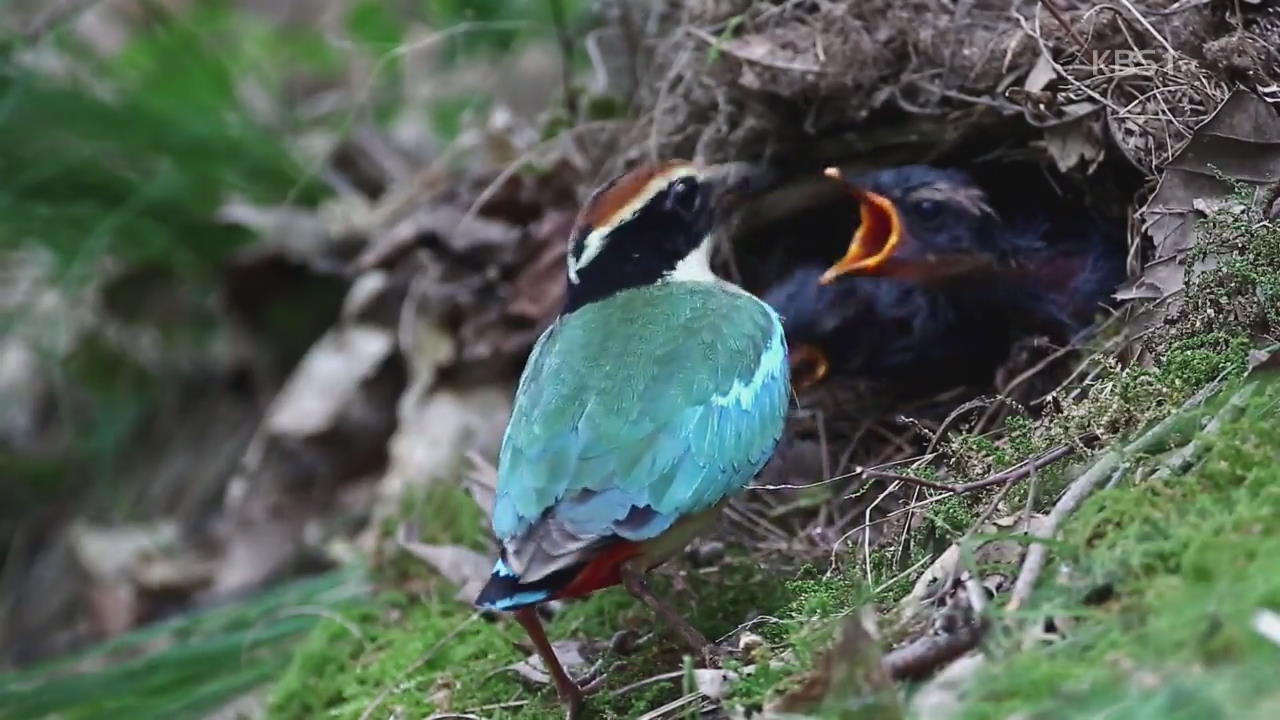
[1005,449,1121,611]
[1148,382,1256,482]
[883,617,989,681]
[1036,0,1088,51]
[865,438,1089,497]
[1005,381,1228,610]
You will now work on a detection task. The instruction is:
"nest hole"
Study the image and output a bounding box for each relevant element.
[721,114,1146,460]
[728,115,1146,293]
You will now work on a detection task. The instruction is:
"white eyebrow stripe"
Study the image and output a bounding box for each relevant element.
[567,165,704,283]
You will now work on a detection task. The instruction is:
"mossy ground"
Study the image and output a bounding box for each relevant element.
[268,552,801,719]
[957,380,1280,719]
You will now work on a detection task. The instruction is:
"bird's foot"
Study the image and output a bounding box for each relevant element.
[558,683,585,720]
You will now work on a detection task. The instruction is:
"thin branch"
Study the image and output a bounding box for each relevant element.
[1113,0,1178,56]
[865,439,1087,498]
[882,617,989,680]
[1005,448,1121,611]
[1148,382,1256,482]
[1036,0,1088,51]
[1005,381,1227,610]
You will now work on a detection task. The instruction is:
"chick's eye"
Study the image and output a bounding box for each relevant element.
[913,199,941,221]
[666,177,701,217]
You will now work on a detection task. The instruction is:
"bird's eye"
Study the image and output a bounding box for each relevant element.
[666,177,701,217]
[913,199,942,221]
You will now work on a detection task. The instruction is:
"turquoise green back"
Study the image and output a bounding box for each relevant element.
[492,281,789,542]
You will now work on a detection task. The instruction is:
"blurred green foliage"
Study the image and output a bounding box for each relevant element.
[0,568,366,720]
[0,5,328,525]
[0,0,588,513]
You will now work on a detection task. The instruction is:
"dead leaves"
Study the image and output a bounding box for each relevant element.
[205,107,585,598]
[69,520,217,638]
[507,640,592,686]
[898,514,1050,619]
[1020,55,1107,174]
[397,526,492,604]
[1123,90,1280,314]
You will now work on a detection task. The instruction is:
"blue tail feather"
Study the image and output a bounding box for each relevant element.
[474,558,577,611]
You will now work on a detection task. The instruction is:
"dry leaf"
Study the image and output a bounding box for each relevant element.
[216,200,334,265]
[463,451,499,522]
[214,316,404,595]
[1129,90,1280,323]
[898,514,1048,616]
[69,520,180,581]
[1043,114,1105,173]
[507,640,590,684]
[378,385,510,515]
[266,325,396,438]
[716,32,823,74]
[397,528,492,602]
[1022,54,1057,94]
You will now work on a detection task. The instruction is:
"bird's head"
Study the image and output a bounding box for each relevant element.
[563,160,759,313]
[819,165,998,285]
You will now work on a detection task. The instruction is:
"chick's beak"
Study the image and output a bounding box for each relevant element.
[819,167,904,285]
[789,343,830,391]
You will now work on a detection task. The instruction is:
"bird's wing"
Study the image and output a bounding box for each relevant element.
[491,282,789,584]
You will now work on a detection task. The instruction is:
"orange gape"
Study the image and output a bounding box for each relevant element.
[555,540,643,599]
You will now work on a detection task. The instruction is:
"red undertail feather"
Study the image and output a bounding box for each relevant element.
[555,541,643,599]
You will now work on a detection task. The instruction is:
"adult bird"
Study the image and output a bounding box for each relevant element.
[765,164,1125,401]
[475,160,790,718]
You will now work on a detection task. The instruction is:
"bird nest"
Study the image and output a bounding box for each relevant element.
[572,0,1280,570]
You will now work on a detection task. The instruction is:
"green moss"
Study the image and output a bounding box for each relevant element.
[925,495,981,538]
[548,558,797,718]
[958,382,1280,718]
[721,568,872,711]
[269,592,546,720]
[269,553,797,719]
[1179,194,1280,339]
[1161,333,1251,394]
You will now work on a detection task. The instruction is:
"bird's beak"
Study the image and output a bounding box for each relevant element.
[702,161,775,207]
[818,167,905,285]
[789,343,830,390]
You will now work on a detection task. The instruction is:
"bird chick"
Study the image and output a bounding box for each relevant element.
[766,164,1125,405]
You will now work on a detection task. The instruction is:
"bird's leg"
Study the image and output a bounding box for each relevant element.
[619,563,721,667]
[514,607,584,720]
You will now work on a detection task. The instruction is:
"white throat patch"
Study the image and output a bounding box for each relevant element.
[664,235,718,283]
